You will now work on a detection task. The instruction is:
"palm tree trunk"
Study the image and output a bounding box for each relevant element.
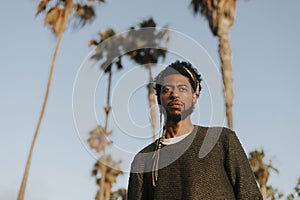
[260,163,269,200]
[100,69,112,200]
[17,3,71,200]
[217,18,234,130]
[261,185,267,200]
[104,69,112,131]
[99,164,107,200]
[105,183,110,200]
[147,64,156,141]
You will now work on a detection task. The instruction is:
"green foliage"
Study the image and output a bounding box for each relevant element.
[89,28,124,73]
[127,18,169,65]
[89,18,169,73]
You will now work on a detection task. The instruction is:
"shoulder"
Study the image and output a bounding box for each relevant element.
[207,126,240,145]
[130,140,157,172]
[195,126,238,157]
[194,125,236,140]
[205,126,245,154]
[137,140,157,154]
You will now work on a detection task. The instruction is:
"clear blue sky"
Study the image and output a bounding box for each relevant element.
[1,0,300,199]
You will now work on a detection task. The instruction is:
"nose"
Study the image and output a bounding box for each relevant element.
[170,89,179,99]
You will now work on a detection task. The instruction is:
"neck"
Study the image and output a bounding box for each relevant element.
[164,116,194,139]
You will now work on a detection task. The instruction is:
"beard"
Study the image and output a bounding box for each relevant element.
[162,104,195,122]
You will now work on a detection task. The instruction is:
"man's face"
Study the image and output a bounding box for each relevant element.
[160,74,197,121]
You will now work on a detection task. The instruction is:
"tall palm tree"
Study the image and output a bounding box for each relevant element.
[90,28,124,131]
[89,28,124,200]
[88,21,169,198]
[17,1,103,199]
[126,18,169,141]
[190,0,236,129]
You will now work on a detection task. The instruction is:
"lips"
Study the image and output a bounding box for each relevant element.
[167,101,184,107]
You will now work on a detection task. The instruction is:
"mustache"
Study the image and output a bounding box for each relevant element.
[167,101,184,107]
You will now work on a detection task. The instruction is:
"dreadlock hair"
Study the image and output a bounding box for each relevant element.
[154,60,202,104]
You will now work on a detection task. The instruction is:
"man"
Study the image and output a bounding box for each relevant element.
[127,61,262,199]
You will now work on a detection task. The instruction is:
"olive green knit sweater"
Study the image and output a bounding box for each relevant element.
[127,126,263,200]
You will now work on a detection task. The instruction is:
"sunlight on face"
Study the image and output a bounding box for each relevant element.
[160,74,197,120]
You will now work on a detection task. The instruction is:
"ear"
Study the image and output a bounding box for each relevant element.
[192,92,198,105]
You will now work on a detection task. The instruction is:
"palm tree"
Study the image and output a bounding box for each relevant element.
[17,1,103,199]
[190,0,236,129]
[89,28,124,200]
[249,149,279,200]
[110,188,127,200]
[90,28,124,130]
[94,155,122,200]
[189,3,300,199]
[286,178,300,200]
[126,18,169,141]
[88,21,169,198]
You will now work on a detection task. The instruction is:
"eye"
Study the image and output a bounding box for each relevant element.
[162,87,171,94]
[179,87,188,92]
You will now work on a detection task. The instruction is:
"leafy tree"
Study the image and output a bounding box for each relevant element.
[190,0,236,129]
[17,1,104,200]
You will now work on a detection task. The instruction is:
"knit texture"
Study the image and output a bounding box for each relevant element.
[127,126,263,200]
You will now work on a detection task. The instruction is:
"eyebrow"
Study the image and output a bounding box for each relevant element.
[162,83,189,88]
[177,84,189,87]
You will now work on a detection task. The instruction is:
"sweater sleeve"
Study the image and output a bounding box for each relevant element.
[224,130,263,200]
[127,152,153,200]
[127,172,143,199]
[127,157,145,200]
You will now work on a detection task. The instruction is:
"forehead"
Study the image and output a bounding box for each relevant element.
[162,74,191,86]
